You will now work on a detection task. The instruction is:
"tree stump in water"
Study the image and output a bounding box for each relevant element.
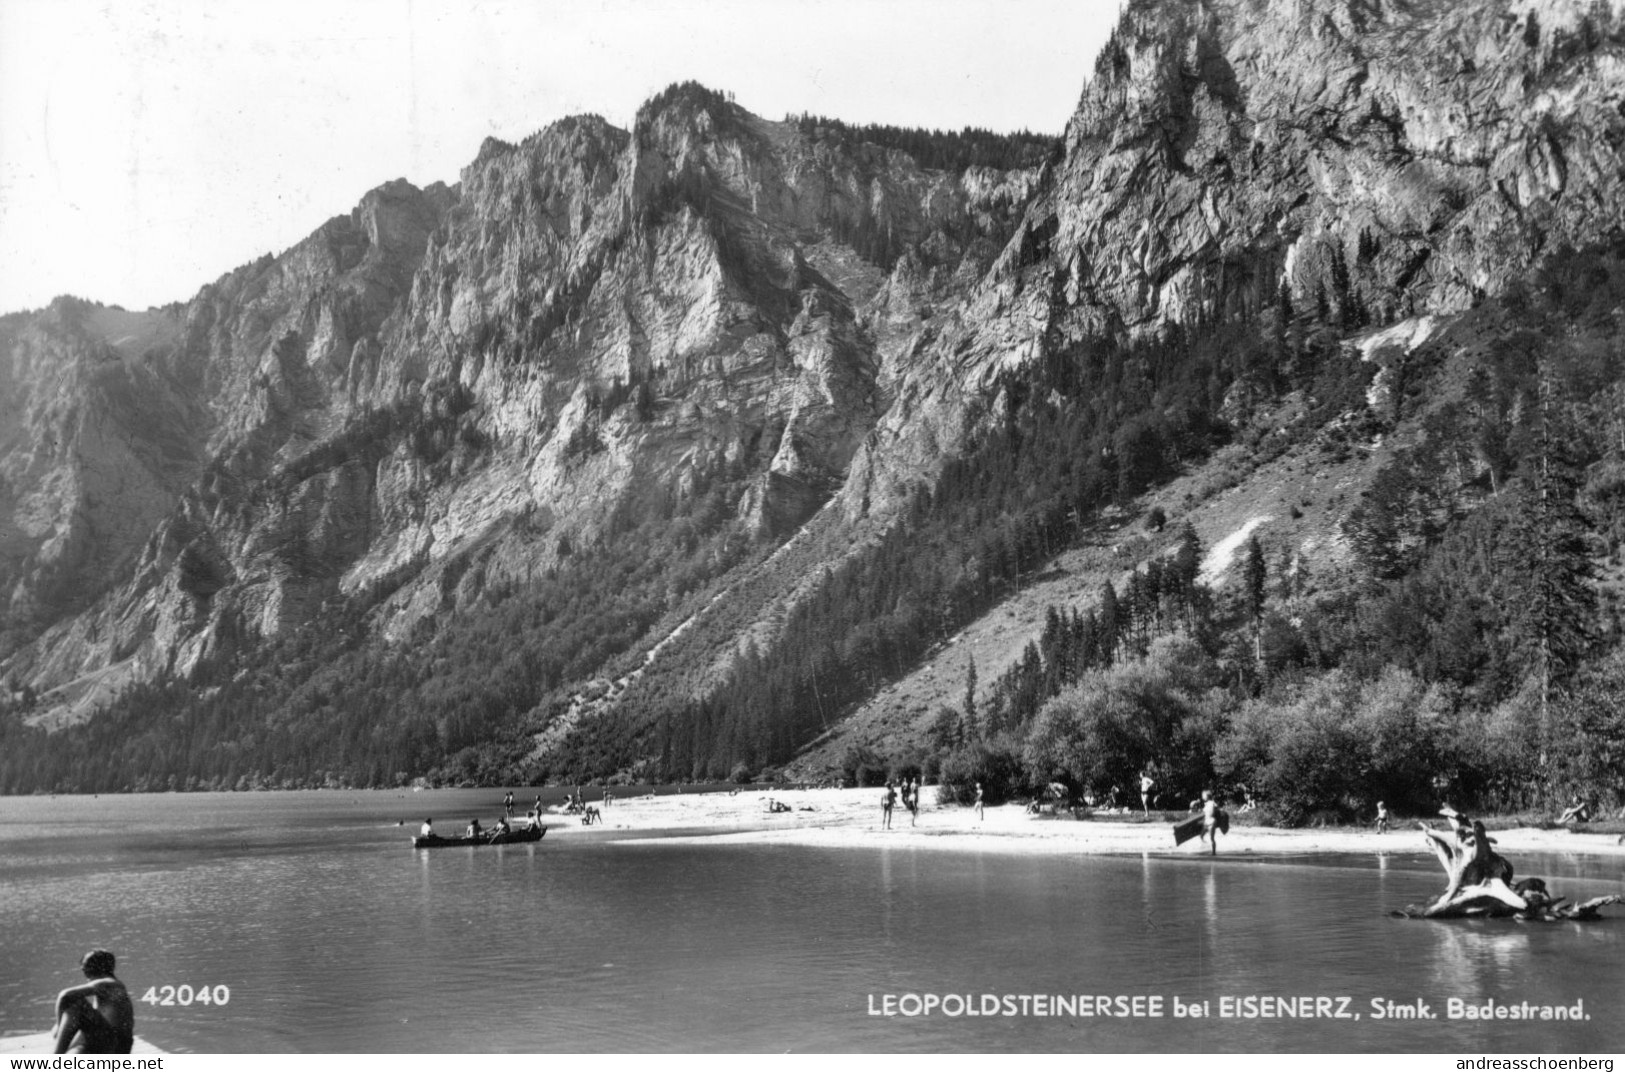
[1397,818,1623,921]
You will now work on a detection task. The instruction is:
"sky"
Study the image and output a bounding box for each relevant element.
[0,0,1122,315]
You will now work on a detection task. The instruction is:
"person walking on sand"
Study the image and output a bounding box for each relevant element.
[881,781,896,829]
[1199,790,1221,856]
[52,950,133,1054]
[1375,800,1389,834]
[974,782,984,821]
[1139,771,1155,817]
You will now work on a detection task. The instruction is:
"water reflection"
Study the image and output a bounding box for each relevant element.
[1427,922,1531,1005]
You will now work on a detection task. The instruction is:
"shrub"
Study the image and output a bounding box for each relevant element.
[890,748,925,785]
[1215,667,1453,824]
[938,735,1027,805]
[840,743,887,788]
[1022,635,1221,800]
[1547,651,1625,808]
[729,761,754,784]
[854,763,888,788]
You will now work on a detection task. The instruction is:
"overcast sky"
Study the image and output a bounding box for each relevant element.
[0,0,1121,315]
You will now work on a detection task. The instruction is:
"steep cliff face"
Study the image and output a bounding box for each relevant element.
[0,301,201,642]
[845,0,1625,520]
[0,84,1036,723]
[0,179,455,714]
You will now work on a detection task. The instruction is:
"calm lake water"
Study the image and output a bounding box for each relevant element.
[1,790,1621,1053]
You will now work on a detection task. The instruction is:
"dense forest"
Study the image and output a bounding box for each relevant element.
[786,113,1058,173]
[547,244,1625,820]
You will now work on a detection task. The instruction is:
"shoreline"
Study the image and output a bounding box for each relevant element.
[537,786,1625,860]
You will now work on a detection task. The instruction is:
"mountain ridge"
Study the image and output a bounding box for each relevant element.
[3,0,1625,810]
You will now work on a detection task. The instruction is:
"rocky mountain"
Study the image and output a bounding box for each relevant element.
[846,0,1625,519]
[3,0,1624,797]
[0,83,1038,730]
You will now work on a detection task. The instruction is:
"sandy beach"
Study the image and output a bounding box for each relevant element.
[541,786,1625,859]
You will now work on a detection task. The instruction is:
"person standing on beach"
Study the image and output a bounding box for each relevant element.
[1198,790,1222,855]
[1375,801,1389,834]
[1140,772,1155,817]
[52,950,133,1054]
[974,782,984,821]
[881,781,896,829]
[906,778,919,826]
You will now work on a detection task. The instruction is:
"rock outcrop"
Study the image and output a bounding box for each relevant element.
[844,0,1625,521]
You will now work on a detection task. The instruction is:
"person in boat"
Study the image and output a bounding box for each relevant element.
[1199,789,1221,856]
[419,818,434,837]
[52,950,134,1054]
[491,816,511,840]
[466,818,483,839]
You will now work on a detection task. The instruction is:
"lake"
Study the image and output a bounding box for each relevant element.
[1,790,1621,1053]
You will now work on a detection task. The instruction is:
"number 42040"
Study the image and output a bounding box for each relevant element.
[139,985,230,1007]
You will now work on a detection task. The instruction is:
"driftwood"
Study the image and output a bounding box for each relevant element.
[1396,817,1623,921]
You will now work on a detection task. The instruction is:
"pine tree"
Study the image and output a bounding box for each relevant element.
[1098,582,1120,664]
[1171,522,1203,625]
[1506,372,1596,759]
[963,655,979,740]
[1243,535,1268,620]
[1243,534,1268,672]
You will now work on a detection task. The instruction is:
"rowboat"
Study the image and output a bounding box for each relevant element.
[412,824,546,848]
